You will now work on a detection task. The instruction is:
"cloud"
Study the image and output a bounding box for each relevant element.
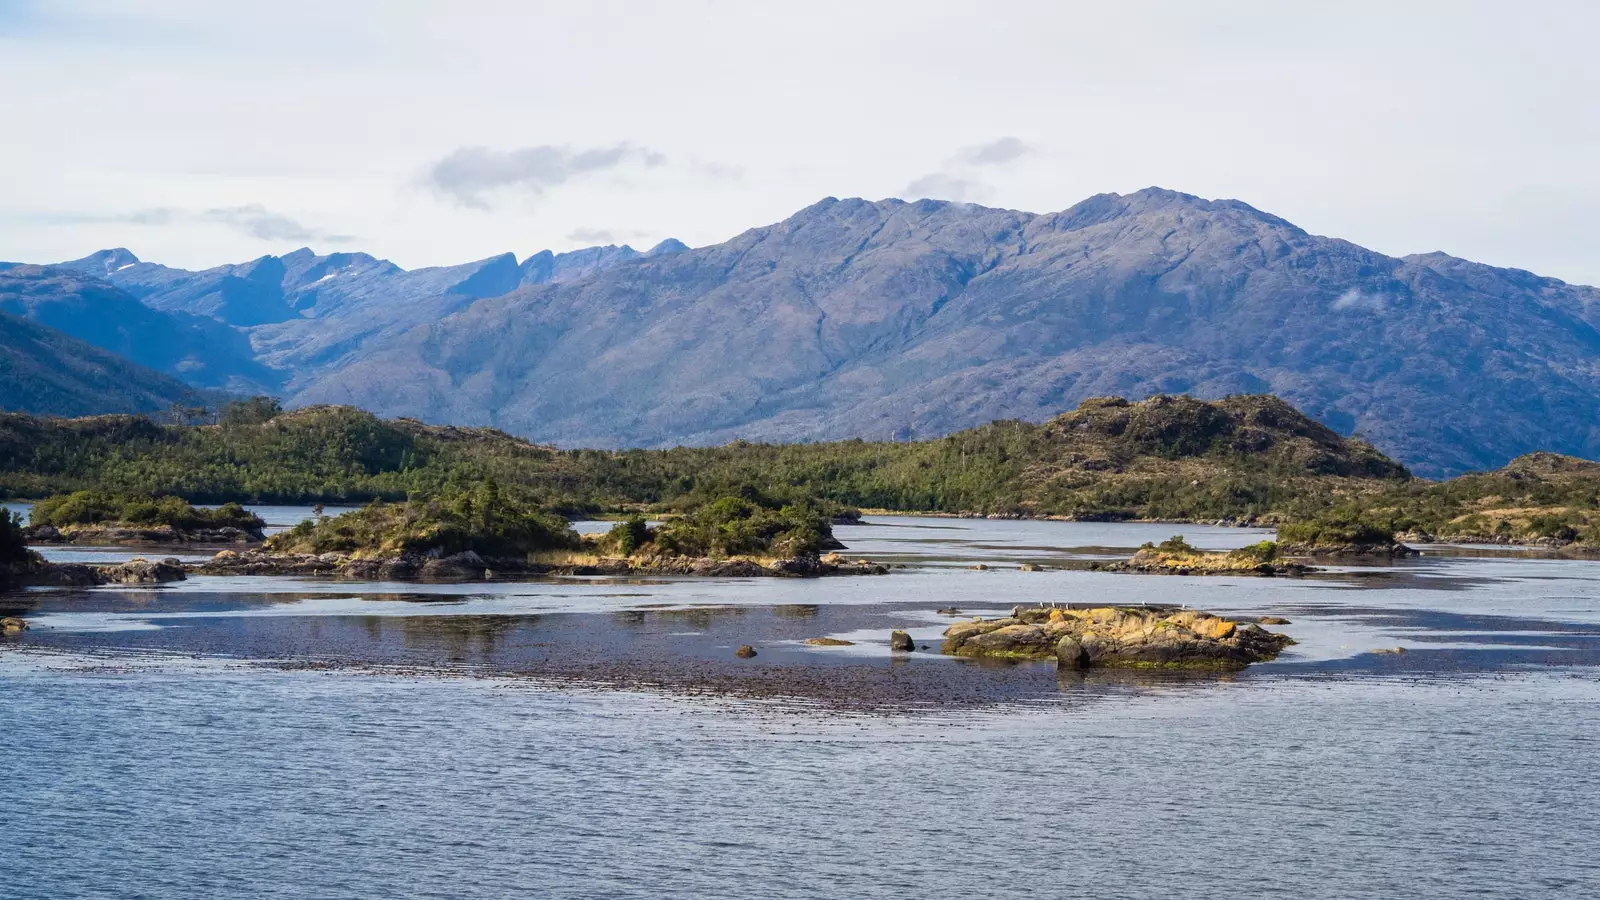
[958,136,1033,166]
[424,143,667,209]
[564,227,657,245]
[898,173,987,203]
[199,204,352,242]
[1332,288,1386,311]
[896,136,1034,203]
[67,204,354,243]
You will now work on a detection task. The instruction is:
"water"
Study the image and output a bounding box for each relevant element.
[4,515,1599,898]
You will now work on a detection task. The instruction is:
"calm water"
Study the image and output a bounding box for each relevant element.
[3,514,1599,898]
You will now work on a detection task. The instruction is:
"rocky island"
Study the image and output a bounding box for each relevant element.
[1089,535,1314,576]
[942,605,1294,670]
[22,491,266,544]
[195,486,885,581]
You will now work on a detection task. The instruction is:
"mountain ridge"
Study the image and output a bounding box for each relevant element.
[11,187,1600,477]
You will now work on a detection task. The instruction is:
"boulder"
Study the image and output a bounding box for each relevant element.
[0,616,27,634]
[889,630,915,652]
[734,644,758,658]
[1055,636,1087,669]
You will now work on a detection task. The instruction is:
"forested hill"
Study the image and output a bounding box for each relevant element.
[0,394,1405,522]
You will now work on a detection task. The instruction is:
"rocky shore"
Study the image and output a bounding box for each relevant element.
[24,523,265,545]
[942,605,1294,670]
[193,549,890,580]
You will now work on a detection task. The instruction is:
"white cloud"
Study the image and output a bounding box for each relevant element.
[898,173,987,203]
[564,227,653,246]
[423,144,667,210]
[958,136,1033,167]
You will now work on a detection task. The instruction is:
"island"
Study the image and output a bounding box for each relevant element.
[23,491,266,544]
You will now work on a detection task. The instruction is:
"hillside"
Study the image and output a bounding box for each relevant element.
[0,311,205,417]
[1360,451,1600,544]
[0,394,1405,522]
[24,189,1600,477]
[0,265,277,393]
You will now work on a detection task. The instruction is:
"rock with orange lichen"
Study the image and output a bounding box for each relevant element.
[941,605,1293,670]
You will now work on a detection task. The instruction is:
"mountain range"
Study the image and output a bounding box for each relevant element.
[4,187,1599,478]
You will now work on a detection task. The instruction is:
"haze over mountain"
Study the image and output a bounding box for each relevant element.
[8,188,1600,477]
[0,264,278,393]
[0,309,204,417]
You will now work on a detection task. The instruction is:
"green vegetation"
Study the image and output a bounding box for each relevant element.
[29,491,264,532]
[264,481,578,558]
[1296,452,1600,546]
[595,493,841,559]
[0,394,1408,523]
[1275,507,1398,547]
[1,507,28,564]
[11,393,1600,545]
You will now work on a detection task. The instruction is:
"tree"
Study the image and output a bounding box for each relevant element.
[219,396,285,427]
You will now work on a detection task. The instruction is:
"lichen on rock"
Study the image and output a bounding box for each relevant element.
[942,605,1293,670]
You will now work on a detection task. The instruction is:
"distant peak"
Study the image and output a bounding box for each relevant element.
[58,247,141,276]
[647,238,689,256]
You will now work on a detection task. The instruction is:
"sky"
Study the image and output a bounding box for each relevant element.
[2,0,1598,283]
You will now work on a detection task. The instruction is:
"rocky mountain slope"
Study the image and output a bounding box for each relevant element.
[0,310,204,416]
[295,189,1600,476]
[14,188,1600,477]
[62,240,688,374]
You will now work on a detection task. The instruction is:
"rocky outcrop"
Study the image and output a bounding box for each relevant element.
[25,523,264,545]
[2,553,187,588]
[99,557,188,584]
[942,606,1293,670]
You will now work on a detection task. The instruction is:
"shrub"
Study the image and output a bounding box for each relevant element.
[1227,540,1279,563]
[1154,534,1198,555]
[606,495,841,559]
[1276,507,1395,546]
[607,516,651,555]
